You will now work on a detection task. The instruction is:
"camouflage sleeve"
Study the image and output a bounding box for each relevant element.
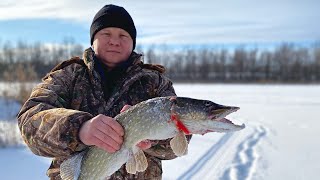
[144,73,192,160]
[155,73,176,97]
[17,64,93,158]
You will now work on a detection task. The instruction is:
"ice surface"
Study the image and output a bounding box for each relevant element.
[162,84,320,180]
[1,84,320,180]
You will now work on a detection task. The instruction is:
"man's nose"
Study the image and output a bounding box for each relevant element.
[108,36,120,46]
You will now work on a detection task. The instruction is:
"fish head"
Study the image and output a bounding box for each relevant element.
[170,97,245,134]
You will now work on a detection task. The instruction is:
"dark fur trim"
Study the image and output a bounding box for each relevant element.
[42,57,86,80]
[50,57,85,72]
[140,64,166,73]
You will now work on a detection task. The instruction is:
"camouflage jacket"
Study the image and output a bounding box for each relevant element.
[18,48,191,180]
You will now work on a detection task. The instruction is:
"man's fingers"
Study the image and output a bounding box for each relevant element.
[94,137,117,153]
[93,130,121,151]
[102,118,125,137]
[95,120,123,144]
[79,114,126,153]
[120,104,132,113]
[137,140,152,150]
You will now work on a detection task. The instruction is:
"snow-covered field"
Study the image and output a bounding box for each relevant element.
[1,84,319,180]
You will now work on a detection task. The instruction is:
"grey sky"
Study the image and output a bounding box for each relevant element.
[0,0,319,45]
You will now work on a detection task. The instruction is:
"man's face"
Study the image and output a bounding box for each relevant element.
[92,27,133,68]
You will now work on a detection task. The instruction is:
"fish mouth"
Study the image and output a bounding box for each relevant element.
[206,106,245,132]
[208,106,240,122]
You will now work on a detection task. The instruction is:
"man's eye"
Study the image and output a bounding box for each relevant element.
[103,33,110,36]
[120,34,128,38]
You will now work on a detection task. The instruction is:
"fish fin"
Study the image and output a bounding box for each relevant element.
[183,145,188,155]
[60,150,87,180]
[170,131,188,157]
[134,148,148,172]
[126,151,137,174]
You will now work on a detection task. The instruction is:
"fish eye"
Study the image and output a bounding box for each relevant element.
[170,97,183,107]
[204,101,211,106]
[170,97,178,104]
[176,100,184,107]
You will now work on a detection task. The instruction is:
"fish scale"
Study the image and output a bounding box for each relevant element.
[60,96,245,180]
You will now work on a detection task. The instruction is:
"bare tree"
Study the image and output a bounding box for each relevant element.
[145,48,156,64]
[232,47,247,81]
[2,41,15,63]
[198,49,210,80]
[185,49,197,80]
[313,46,320,81]
[259,51,272,81]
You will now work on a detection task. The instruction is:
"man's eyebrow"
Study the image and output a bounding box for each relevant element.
[120,30,129,35]
[100,29,110,33]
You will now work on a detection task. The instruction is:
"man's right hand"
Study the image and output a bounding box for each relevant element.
[79,114,124,153]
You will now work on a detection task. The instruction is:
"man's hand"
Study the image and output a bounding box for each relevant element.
[136,140,152,150]
[79,114,124,153]
[120,105,152,150]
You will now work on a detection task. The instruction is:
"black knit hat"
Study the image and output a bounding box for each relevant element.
[90,4,136,50]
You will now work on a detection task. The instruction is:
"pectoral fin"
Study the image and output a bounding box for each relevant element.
[126,151,137,174]
[170,131,188,156]
[134,148,148,172]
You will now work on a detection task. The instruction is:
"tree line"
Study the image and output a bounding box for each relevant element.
[144,44,320,83]
[1,39,320,83]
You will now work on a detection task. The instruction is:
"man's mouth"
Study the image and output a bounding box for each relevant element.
[106,50,121,53]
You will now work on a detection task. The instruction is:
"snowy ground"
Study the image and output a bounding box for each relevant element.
[0,96,21,120]
[1,84,320,180]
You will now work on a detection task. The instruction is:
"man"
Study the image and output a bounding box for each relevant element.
[17,4,191,180]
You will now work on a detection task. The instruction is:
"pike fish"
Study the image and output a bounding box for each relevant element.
[60,96,245,180]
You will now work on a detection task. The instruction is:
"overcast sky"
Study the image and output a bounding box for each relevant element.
[0,0,319,47]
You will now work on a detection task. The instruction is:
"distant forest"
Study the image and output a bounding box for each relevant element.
[1,39,320,83]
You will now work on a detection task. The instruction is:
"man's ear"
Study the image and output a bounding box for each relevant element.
[91,36,99,51]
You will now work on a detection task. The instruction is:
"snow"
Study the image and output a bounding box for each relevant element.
[163,84,320,180]
[0,97,21,120]
[0,147,51,180]
[1,83,320,180]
